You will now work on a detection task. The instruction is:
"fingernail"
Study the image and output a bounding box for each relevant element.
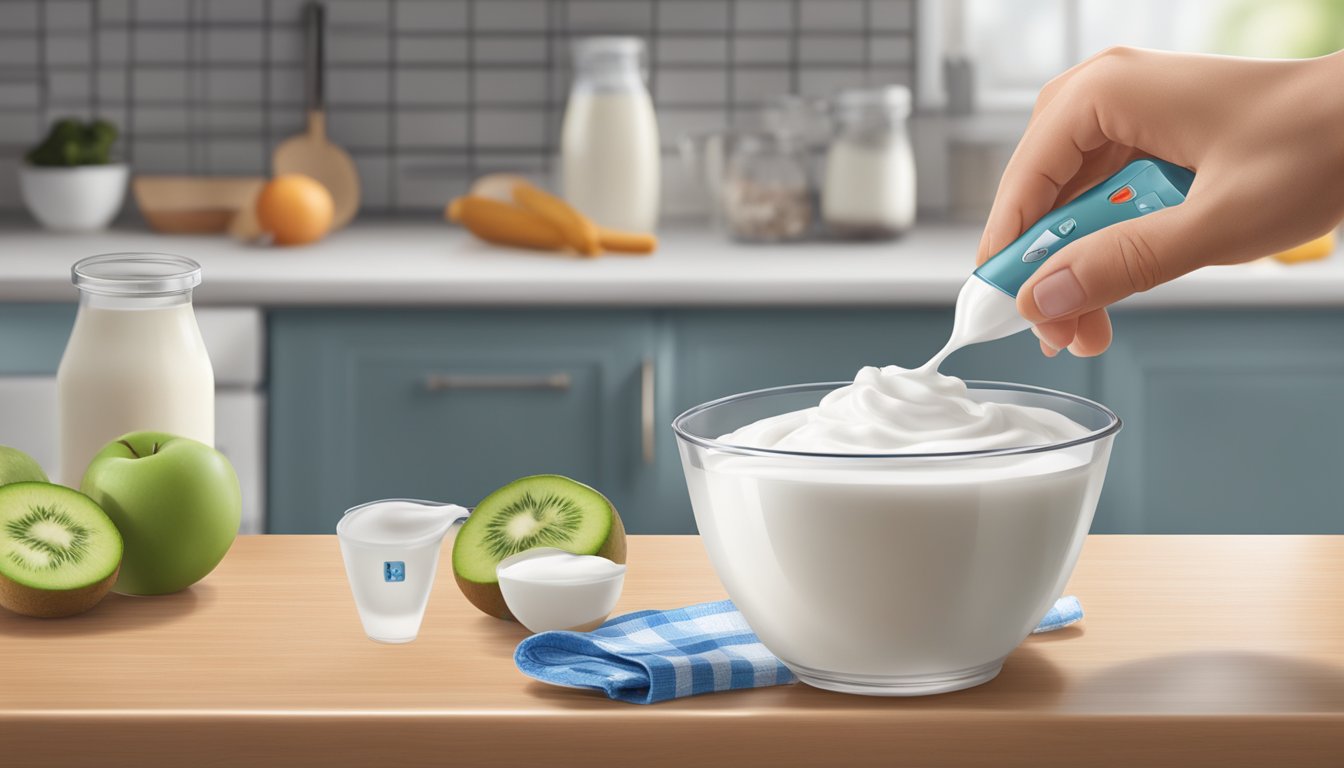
[1031,326,1060,352]
[1032,269,1086,319]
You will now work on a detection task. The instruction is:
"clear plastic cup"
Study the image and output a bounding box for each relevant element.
[336,499,470,643]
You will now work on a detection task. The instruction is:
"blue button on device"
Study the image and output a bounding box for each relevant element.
[1134,192,1165,215]
[384,561,405,582]
[1057,218,1076,236]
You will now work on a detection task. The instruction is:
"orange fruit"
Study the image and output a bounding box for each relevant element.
[255,174,334,246]
[1270,230,1336,264]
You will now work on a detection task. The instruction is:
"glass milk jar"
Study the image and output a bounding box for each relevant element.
[560,36,660,232]
[57,253,214,485]
[822,86,916,239]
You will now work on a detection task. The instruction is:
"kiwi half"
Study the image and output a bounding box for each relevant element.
[0,482,123,618]
[453,475,626,621]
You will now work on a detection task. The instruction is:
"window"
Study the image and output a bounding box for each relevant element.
[954,0,1344,109]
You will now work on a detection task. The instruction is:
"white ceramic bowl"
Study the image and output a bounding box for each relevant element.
[18,163,129,231]
[497,548,626,633]
[673,381,1119,696]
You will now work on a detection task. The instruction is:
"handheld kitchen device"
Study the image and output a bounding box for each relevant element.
[924,158,1195,369]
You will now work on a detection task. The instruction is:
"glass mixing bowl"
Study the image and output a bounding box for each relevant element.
[673,381,1119,696]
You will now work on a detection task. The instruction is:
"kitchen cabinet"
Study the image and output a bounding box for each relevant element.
[268,308,1098,534]
[0,304,75,374]
[268,308,1097,534]
[667,309,1091,407]
[2,305,1328,536]
[1097,310,1344,534]
[268,311,667,534]
[268,308,1344,535]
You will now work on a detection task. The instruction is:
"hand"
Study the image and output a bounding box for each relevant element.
[976,47,1344,357]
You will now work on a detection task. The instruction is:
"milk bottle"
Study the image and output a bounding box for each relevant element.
[560,36,660,232]
[57,253,214,485]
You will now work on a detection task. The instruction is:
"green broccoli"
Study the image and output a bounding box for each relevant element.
[25,117,120,167]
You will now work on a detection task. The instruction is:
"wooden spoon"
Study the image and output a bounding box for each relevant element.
[272,1,359,229]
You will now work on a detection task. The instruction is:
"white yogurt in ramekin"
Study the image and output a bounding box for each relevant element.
[497,548,626,634]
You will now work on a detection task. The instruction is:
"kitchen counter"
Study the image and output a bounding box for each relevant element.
[2,222,1343,307]
[1,535,1339,767]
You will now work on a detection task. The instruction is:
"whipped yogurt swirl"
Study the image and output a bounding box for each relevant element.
[721,365,1089,454]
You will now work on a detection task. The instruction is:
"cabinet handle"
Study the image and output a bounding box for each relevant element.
[641,358,655,466]
[423,373,571,392]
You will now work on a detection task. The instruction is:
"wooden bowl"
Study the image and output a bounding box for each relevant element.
[133,176,265,234]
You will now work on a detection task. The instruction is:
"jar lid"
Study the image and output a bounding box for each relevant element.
[72,252,202,297]
[572,36,645,62]
[835,85,912,117]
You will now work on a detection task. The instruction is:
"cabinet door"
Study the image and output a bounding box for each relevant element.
[0,305,75,374]
[1098,311,1344,533]
[670,309,1089,409]
[269,311,658,534]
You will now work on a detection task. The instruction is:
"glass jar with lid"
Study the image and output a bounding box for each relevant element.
[721,133,814,243]
[822,86,916,239]
[57,253,214,485]
[560,36,661,233]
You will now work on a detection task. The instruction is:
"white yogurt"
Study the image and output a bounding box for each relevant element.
[497,551,625,583]
[497,548,626,633]
[722,364,1088,454]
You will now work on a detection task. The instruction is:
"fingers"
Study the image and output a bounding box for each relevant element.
[1068,309,1113,356]
[1032,318,1076,351]
[1051,146,1146,208]
[1017,200,1220,324]
[975,80,1112,266]
[1031,310,1112,357]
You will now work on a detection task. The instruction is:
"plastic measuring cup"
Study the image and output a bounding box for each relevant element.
[336,499,470,643]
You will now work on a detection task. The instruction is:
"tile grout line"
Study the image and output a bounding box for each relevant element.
[35,0,45,135]
[88,0,97,118]
[725,0,735,127]
[789,0,800,95]
[387,0,398,211]
[263,0,273,174]
[126,0,135,166]
[465,0,476,191]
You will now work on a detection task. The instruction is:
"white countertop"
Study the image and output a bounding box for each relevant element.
[2,222,1342,308]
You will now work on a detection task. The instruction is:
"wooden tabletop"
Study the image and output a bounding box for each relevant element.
[1,535,1341,767]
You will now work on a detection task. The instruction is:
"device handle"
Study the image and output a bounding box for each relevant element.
[973,159,1194,299]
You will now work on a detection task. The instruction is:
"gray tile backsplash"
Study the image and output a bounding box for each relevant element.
[0,0,916,218]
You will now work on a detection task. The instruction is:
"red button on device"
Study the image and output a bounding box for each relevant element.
[1108,185,1135,204]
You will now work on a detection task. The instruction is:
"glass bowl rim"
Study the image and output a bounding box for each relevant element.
[671,379,1121,460]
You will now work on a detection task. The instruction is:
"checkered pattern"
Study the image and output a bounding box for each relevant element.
[1033,595,1084,633]
[515,597,1084,704]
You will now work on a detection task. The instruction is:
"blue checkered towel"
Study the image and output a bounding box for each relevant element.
[515,596,1083,704]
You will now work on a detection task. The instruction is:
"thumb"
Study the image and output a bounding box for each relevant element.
[1017,203,1214,323]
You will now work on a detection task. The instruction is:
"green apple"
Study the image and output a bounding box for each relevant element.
[80,432,241,596]
[0,445,47,487]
